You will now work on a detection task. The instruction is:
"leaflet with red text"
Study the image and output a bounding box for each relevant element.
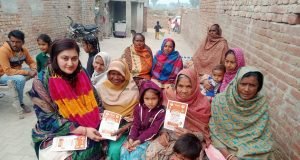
[51,135,87,151]
[164,100,188,131]
[99,110,122,141]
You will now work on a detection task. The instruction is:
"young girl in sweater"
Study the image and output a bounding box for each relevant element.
[120,80,165,160]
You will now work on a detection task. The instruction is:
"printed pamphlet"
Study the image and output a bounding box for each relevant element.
[51,135,87,151]
[164,100,188,131]
[99,110,122,141]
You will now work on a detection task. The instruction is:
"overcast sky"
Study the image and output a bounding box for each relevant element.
[156,0,190,4]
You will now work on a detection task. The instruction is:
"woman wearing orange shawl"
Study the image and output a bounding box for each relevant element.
[146,68,211,160]
[122,33,153,86]
[189,24,228,76]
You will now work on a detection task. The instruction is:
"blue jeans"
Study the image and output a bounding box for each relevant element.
[0,69,30,105]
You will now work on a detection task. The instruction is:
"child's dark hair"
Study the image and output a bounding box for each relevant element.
[37,34,52,45]
[140,88,160,104]
[173,133,202,160]
[82,34,100,53]
[212,64,226,73]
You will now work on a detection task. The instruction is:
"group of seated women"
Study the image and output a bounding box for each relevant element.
[28,24,274,160]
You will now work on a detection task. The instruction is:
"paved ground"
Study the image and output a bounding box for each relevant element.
[0,28,193,160]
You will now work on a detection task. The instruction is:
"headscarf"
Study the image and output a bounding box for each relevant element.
[219,48,246,92]
[139,80,163,107]
[91,52,111,86]
[123,44,153,80]
[209,66,273,159]
[151,38,183,84]
[97,59,139,117]
[192,25,228,75]
[47,67,100,128]
[163,68,211,143]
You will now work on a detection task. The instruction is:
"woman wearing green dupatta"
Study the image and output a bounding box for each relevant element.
[209,66,274,160]
[29,39,105,160]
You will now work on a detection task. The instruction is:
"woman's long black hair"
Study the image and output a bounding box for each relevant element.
[49,38,82,82]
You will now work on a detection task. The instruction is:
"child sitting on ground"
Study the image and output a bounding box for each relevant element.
[201,64,225,99]
[120,80,165,160]
[36,34,52,77]
[170,133,202,160]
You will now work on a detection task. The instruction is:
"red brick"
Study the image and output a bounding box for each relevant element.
[290,88,300,100]
[270,31,285,43]
[285,106,300,123]
[273,40,288,51]
[281,54,300,67]
[270,96,284,106]
[280,63,300,78]
[289,0,298,4]
[281,34,300,46]
[287,45,300,57]
[269,5,288,14]
[291,141,300,159]
[288,14,300,24]
[293,5,300,13]
[262,44,283,59]
[286,96,298,106]
[271,68,299,88]
[291,153,300,160]
[285,25,300,37]
[277,79,289,91]
[283,0,290,4]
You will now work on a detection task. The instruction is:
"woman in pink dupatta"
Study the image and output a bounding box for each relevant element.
[146,68,211,160]
[219,48,245,92]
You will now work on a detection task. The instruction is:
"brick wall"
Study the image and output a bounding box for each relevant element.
[0,0,95,54]
[181,1,300,159]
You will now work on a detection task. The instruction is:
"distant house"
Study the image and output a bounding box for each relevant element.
[101,0,148,37]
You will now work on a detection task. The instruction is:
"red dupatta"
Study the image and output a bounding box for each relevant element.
[49,70,100,128]
[163,69,211,143]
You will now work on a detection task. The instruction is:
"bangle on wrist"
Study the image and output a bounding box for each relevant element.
[226,154,233,160]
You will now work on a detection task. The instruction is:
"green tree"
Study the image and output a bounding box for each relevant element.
[151,0,159,6]
[189,0,199,7]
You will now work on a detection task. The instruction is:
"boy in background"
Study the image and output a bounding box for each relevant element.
[154,21,162,40]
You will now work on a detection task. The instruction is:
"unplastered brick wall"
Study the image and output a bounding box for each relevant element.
[0,0,95,55]
[181,1,300,159]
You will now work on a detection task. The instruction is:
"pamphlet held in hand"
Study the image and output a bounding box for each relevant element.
[99,110,122,141]
[51,135,87,151]
[164,100,188,131]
